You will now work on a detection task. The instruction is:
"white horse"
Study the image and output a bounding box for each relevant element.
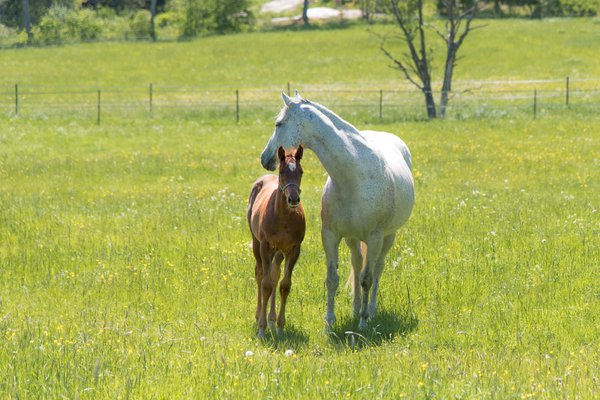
[260,92,415,330]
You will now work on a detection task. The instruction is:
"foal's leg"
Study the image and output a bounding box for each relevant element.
[344,238,363,318]
[252,236,262,323]
[322,227,341,329]
[277,245,300,335]
[268,252,284,332]
[368,233,396,319]
[359,230,384,330]
[258,240,274,338]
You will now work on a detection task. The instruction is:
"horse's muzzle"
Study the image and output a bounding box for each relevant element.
[260,153,277,171]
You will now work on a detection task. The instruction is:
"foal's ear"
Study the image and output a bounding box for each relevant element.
[278,146,286,162]
[295,145,303,161]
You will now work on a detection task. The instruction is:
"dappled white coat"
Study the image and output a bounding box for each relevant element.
[261,92,414,330]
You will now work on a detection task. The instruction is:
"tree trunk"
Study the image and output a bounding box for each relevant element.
[22,0,32,42]
[423,83,437,119]
[439,44,456,119]
[150,0,158,41]
[302,0,309,26]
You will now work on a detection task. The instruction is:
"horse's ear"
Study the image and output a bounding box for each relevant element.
[281,91,292,106]
[295,145,303,161]
[278,146,286,162]
[295,90,305,102]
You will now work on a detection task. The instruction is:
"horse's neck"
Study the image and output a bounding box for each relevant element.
[309,101,360,135]
[303,109,365,186]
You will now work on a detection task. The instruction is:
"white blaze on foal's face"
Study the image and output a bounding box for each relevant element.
[288,162,296,172]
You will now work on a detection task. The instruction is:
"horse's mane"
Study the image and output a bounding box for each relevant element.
[305,100,361,135]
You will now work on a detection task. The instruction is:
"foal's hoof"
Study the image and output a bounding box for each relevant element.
[268,320,276,332]
[277,327,284,337]
[257,328,266,339]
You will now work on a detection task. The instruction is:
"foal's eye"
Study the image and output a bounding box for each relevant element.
[275,122,282,127]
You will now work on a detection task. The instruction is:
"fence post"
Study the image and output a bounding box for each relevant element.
[15,83,18,116]
[287,82,291,96]
[236,89,240,123]
[379,89,383,120]
[149,83,153,113]
[566,76,569,106]
[97,90,101,125]
[533,89,537,119]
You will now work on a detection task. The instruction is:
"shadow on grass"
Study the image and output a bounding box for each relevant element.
[327,307,419,351]
[255,323,311,351]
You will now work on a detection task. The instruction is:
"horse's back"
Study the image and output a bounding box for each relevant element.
[362,130,412,171]
[322,129,414,238]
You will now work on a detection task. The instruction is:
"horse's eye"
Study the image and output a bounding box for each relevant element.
[275,122,282,127]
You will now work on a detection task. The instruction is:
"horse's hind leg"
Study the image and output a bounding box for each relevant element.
[268,252,284,332]
[359,230,384,330]
[344,238,363,318]
[277,246,300,335]
[368,233,396,319]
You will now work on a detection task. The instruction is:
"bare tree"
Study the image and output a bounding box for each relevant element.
[380,0,481,118]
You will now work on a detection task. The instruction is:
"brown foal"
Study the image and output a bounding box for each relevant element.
[247,146,305,338]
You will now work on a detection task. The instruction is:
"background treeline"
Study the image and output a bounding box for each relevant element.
[0,0,598,46]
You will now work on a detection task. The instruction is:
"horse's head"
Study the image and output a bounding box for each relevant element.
[261,92,306,171]
[277,145,304,209]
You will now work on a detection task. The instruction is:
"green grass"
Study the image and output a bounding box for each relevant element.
[1,18,600,88]
[0,115,598,398]
[0,18,599,398]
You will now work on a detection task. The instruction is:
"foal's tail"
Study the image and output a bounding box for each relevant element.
[247,179,264,223]
[346,242,367,295]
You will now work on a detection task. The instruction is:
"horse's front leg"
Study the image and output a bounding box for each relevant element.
[360,230,384,330]
[258,240,274,339]
[322,227,341,329]
[277,245,300,336]
[268,252,284,332]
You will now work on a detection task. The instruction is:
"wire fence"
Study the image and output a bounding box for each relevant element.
[1,78,599,123]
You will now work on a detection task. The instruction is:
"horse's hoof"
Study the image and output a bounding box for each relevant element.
[257,329,266,339]
[277,327,284,336]
[358,317,368,331]
[268,320,276,332]
[324,316,336,333]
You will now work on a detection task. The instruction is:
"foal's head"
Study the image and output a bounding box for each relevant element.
[277,146,304,209]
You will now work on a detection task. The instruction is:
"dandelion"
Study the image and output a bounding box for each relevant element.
[284,349,294,357]
[245,350,254,357]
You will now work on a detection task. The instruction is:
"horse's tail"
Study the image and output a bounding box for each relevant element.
[346,242,367,295]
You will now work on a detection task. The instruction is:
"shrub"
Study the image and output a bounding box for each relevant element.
[561,0,599,15]
[130,10,152,39]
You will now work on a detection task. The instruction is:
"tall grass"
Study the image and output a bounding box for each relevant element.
[0,114,598,398]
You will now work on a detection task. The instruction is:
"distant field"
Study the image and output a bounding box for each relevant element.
[2,18,600,88]
[0,18,599,398]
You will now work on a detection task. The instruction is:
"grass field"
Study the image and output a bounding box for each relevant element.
[1,18,599,398]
